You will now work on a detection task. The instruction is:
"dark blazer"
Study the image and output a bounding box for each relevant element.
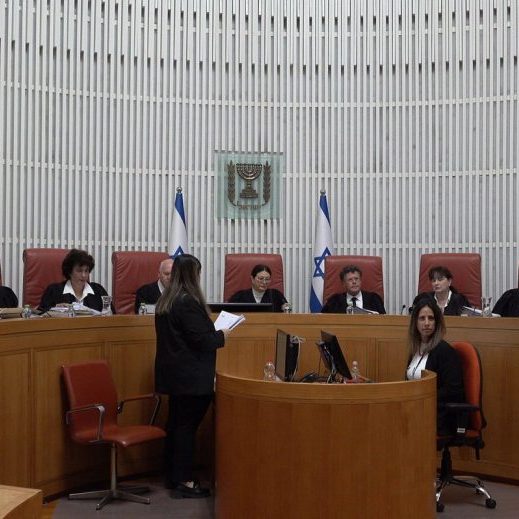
[412,291,470,316]
[154,293,225,395]
[321,291,386,314]
[408,340,465,435]
[135,281,161,313]
[228,288,287,313]
[493,289,519,317]
[0,286,18,308]
[39,281,109,313]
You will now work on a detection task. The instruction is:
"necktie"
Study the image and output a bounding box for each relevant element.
[351,297,357,307]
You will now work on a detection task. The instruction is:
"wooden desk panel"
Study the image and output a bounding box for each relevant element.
[0,314,518,496]
[215,372,437,519]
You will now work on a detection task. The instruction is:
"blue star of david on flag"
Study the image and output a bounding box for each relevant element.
[313,247,332,278]
[309,191,334,312]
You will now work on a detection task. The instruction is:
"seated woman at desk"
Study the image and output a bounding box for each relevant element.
[412,266,470,316]
[39,249,111,313]
[406,299,465,435]
[0,285,18,307]
[493,288,519,317]
[228,264,288,312]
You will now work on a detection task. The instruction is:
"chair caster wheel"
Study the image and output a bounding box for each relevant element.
[436,502,445,513]
[485,498,497,509]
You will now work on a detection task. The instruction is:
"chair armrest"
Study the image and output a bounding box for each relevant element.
[444,402,479,413]
[66,403,106,441]
[117,393,162,425]
[444,402,479,436]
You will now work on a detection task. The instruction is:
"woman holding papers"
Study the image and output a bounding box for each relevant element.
[228,264,288,312]
[412,266,470,316]
[38,249,110,313]
[155,254,231,499]
[406,298,465,435]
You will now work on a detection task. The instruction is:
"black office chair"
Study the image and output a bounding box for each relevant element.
[435,341,496,512]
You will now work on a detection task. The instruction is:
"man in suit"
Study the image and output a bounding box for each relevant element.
[134,258,173,313]
[321,265,386,314]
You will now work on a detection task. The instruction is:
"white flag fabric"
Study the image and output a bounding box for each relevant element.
[168,188,188,257]
[309,191,334,312]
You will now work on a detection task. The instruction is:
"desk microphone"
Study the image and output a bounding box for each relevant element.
[400,304,407,315]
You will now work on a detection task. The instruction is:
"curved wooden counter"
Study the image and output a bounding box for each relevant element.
[0,313,518,497]
[215,372,437,519]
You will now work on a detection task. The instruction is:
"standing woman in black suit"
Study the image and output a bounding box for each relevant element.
[155,254,230,498]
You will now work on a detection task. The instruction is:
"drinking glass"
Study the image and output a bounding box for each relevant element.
[101,295,112,315]
[481,297,492,318]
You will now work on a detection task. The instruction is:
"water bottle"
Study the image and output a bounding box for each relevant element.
[67,304,75,318]
[282,302,292,314]
[139,302,147,315]
[346,303,354,315]
[22,305,32,319]
[351,360,360,383]
[263,360,276,381]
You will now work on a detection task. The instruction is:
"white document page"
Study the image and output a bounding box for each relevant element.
[214,310,246,330]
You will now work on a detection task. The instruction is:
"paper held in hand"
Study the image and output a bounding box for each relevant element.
[214,310,245,330]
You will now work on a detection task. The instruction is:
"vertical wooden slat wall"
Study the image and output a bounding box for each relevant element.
[0,0,517,313]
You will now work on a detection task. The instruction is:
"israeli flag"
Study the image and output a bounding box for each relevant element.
[168,187,188,258]
[309,190,334,312]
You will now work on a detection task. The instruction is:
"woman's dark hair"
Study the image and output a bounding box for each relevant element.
[62,249,95,279]
[408,297,446,357]
[428,266,453,281]
[251,264,272,278]
[339,265,362,281]
[156,254,207,314]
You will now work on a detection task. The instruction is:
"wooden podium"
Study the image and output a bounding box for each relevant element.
[214,371,437,518]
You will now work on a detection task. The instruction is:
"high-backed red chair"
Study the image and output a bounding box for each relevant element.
[22,248,69,307]
[62,360,165,510]
[435,341,496,512]
[323,256,384,304]
[418,253,482,308]
[111,251,170,314]
[223,254,284,302]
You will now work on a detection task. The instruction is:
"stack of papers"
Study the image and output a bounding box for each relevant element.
[351,306,379,315]
[49,304,101,316]
[0,307,23,319]
[214,310,245,330]
[461,306,500,318]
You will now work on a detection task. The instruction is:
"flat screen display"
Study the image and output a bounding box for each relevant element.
[208,302,273,313]
[318,330,352,380]
[275,329,300,382]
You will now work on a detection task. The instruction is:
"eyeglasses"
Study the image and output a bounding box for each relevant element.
[255,276,271,283]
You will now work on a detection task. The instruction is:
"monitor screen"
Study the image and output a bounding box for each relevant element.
[275,329,300,382]
[208,302,273,313]
[318,330,352,380]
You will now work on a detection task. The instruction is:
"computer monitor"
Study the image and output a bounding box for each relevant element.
[208,302,273,313]
[318,330,352,380]
[275,329,300,382]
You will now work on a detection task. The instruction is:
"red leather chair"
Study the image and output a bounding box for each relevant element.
[22,248,69,307]
[62,360,165,510]
[111,251,170,314]
[436,341,496,512]
[323,256,384,304]
[418,253,482,308]
[223,254,284,302]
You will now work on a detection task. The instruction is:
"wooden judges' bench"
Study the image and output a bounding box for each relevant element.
[0,314,518,498]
